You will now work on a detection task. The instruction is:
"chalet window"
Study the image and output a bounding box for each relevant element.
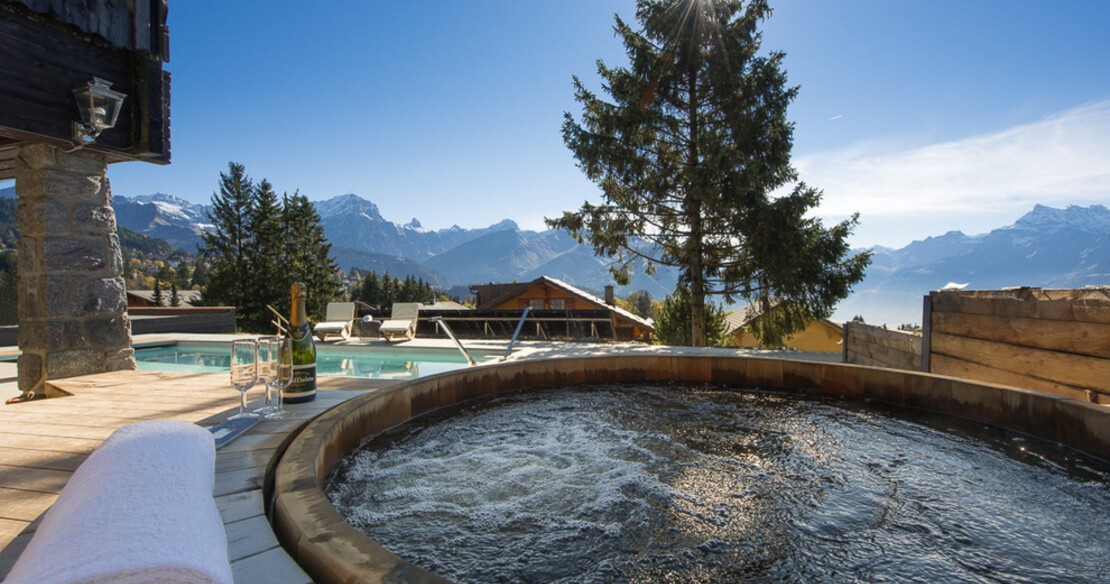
[550,299,566,310]
[528,299,544,310]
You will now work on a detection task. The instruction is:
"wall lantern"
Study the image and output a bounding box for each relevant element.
[72,77,127,145]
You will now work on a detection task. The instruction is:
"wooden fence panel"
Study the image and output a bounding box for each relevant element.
[843,322,922,371]
[928,288,1110,403]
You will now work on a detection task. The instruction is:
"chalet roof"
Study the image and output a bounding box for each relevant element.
[473,276,654,332]
[471,281,535,311]
[724,299,842,334]
[127,289,202,304]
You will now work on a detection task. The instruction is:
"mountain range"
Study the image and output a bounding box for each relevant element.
[2,186,1107,324]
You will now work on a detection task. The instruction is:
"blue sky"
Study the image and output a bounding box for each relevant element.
[19,0,1110,248]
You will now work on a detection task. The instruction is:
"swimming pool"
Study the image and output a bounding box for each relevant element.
[132,341,494,380]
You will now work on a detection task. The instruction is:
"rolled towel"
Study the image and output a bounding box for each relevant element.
[4,420,233,584]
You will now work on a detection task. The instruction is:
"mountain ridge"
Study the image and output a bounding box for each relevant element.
[4,186,1106,324]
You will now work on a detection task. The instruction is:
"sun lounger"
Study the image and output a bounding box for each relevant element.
[379,302,420,341]
[314,302,356,341]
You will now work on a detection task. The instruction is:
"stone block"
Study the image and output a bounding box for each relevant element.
[73,204,116,232]
[15,196,70,235]
[43,237,106,272]
[16,321,65,351]
[17,275,45,320]
[16,144,56,171]
[44,275,71,317]
[71,276,127,317]
[16,353,43,394]
[108,234,123,275]
[19,169,103,202]
[65,321,91,349]
[97,176,112,206]
[16,236,39,275]
[45,348,103,379]
[87,314,131,347]
[105,348,136,372]
[57,149,106,175]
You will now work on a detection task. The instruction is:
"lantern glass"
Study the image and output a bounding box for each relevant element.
[72,77,126,143]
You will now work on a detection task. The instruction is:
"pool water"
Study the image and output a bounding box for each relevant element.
[133,342,480,380]
[326,382,1110,583]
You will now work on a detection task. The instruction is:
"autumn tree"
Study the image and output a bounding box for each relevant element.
[549,0,870,346]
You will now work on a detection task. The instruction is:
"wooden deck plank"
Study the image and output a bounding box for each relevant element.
[0,420,118,441]
[225,515,281,563]
[0,519,28,546]
[215,448,277,474]
[0,488,55,522]
[214,467,263,498]
[0,448,87,472]
[230,546,313,584]
[0,433,101,455]
[0,464,72,494]
[0,410,153,428]
[215,489,264,525]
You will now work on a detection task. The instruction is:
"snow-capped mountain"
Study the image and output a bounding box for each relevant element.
[111,193,213,251]
[833,204,1110,325]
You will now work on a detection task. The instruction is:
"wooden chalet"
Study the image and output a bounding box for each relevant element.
[471,276,655,342]
[725,301,843,352]
[0,0,171,175]
[3,1,171,399]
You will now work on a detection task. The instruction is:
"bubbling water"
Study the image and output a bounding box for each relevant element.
[325,383,1110,583]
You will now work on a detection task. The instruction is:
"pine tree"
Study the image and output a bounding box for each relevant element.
[169,280,181,307]
[244,179,284,330]
[151,278,164,307]
[549,0,870,347]
[200,162,255,327]
[654,288,727,346]
[282,191,342,321]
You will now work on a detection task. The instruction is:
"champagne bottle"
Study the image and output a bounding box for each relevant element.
[284,282,317,403]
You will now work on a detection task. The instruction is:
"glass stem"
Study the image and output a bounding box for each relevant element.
[240,389,248,415]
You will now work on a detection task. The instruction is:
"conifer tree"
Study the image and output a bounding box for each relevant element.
[282,191,343,321]
[169,280,181,307]
[244,179,284,330]
[654,289,727,346]
[151,278,164,307]
[200,162,255,326]
[549,0,870,346]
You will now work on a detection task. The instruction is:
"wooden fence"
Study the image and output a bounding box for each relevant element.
[843,322,922,370]
[925,288,1110,404]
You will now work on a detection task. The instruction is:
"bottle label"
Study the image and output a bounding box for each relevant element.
[286,363,316,397]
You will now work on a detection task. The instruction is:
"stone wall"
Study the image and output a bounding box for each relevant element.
[14,143,134,398]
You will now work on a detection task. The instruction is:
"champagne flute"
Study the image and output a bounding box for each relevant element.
[229,340,259,420]
[253,337,277,415]
[265,336,293,420]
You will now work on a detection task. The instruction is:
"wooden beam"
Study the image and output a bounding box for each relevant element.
[0,2,170,180]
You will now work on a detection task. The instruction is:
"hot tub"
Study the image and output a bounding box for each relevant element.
[272,356,1110,583]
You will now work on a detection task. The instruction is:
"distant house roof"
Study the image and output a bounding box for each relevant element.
[724,299,842,334]
[472,276,654,332]
[425,300,470,310]
[127,289,203,306]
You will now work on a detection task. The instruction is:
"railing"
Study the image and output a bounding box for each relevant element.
[502,306,531,361]
[429,316,476,367]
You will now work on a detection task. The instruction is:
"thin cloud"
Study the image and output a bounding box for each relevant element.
[827,114,843,121]
[798,100,1110,219]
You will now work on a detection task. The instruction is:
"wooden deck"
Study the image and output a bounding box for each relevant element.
[0,369,401,582]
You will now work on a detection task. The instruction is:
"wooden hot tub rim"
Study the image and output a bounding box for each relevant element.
[271,355,1110,584]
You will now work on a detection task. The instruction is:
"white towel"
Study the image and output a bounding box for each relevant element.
[3,420,233,584]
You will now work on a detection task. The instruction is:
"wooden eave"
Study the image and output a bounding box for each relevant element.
[0,0,171,181]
